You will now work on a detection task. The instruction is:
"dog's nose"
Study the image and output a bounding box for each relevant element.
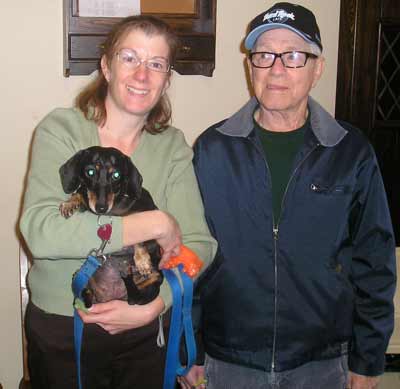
[95,204,108,214]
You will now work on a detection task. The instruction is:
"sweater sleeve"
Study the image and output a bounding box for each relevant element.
[157,130,218,310]
[20,109,124,259]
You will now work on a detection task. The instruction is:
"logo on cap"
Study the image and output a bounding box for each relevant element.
[263,9,295,23]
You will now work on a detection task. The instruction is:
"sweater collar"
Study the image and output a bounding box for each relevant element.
[216,96,347,147]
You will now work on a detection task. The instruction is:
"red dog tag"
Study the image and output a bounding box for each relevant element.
[97,223,112,242]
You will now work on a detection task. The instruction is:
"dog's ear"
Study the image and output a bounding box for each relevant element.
[59,150,86,193]
[122,155,143,200]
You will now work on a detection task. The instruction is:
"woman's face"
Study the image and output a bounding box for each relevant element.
[101,29,171,121]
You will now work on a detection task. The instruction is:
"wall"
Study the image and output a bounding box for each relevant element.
[0,1,340,387]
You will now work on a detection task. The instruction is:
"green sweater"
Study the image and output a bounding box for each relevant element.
[20,108,217,316]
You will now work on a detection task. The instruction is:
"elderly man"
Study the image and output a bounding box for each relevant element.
[180,2,396,389]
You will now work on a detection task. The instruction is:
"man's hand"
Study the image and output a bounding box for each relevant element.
[347,371,380,389]
[177,365,206,389]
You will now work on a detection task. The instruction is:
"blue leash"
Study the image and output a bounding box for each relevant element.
[162,265,196,389]
[71,255,101,389]
[72,258,196,389]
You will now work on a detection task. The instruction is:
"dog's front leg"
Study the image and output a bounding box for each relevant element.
[59,193,84,218]
[133,243,152,276]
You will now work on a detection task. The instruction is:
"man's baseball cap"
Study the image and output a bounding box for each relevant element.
[244,2,323,52]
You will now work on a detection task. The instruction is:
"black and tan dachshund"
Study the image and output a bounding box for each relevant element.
[59,146,163,307]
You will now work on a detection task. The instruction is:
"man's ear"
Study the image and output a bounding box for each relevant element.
[247,57,254,80]
[312,56,325,88]
[101,55,111,82]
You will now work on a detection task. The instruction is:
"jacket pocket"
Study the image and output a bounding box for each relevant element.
[310,182,352,195]
[324,262,354,337]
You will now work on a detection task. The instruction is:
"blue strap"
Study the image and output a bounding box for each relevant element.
[162,268,183,389]
[73,310,84,389]
[177,270,196,376]
[72,255,101,389]
[72,255,101,298]
[162,265,197,389]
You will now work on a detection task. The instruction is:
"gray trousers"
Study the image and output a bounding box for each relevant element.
[204,354,348,389]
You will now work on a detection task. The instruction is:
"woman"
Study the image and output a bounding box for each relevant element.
[20,15,216,389]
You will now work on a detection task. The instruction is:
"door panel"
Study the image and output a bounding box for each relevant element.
[336,0,400,368]
[335,0,400,245]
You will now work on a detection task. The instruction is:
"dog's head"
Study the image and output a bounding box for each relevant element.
[59,146,143,215]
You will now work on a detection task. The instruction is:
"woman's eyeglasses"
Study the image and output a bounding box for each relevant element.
[116,48,171,73]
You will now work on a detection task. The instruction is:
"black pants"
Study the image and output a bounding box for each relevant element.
[25,302,169,389]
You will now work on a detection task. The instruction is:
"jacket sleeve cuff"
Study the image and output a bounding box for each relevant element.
[195,331,206,365]
[179,328,205,365]
[348,352,386,377]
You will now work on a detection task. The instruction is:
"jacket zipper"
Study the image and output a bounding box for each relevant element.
[250,136,320,372]
[249,137,278,371]
[271,226,278,371]
[271,143,320,371]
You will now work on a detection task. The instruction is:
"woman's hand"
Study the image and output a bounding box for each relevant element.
[156,211,182,265]
[78,296,165,335]
[123,210,182,264]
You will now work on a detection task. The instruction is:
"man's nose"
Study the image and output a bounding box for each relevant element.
[270,56,286,73]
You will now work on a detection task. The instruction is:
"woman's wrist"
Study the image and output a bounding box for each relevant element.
[145,296,165,321]
[122,210,165,246]
[151,210,168,240]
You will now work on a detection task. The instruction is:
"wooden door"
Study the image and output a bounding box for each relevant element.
[335,0,400,245]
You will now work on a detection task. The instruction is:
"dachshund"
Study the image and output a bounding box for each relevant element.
[59,146,163,308]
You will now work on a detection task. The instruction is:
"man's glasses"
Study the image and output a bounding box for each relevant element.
[249,51,318,69]
[116,48,171,73]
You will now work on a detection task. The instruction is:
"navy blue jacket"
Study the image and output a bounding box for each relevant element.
[193,97,396,376]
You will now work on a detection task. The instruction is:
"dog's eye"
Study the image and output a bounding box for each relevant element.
[85,168,96,177]
[112,171,121,181]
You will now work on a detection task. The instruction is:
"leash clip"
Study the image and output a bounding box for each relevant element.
[97,254,108,265]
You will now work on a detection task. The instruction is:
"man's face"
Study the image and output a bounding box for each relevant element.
[248,28,324,117]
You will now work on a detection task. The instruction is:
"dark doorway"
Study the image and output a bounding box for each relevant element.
[335,0,400,245]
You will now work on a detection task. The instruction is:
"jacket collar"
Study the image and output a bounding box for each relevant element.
[216,96,347,147]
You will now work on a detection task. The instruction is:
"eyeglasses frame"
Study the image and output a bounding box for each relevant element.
[249,51,318,69]
[115,49,172,73]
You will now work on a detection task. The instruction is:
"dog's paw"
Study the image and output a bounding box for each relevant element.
[133,244,152,276]
[59,193,83,219]
[59,200,80,218]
